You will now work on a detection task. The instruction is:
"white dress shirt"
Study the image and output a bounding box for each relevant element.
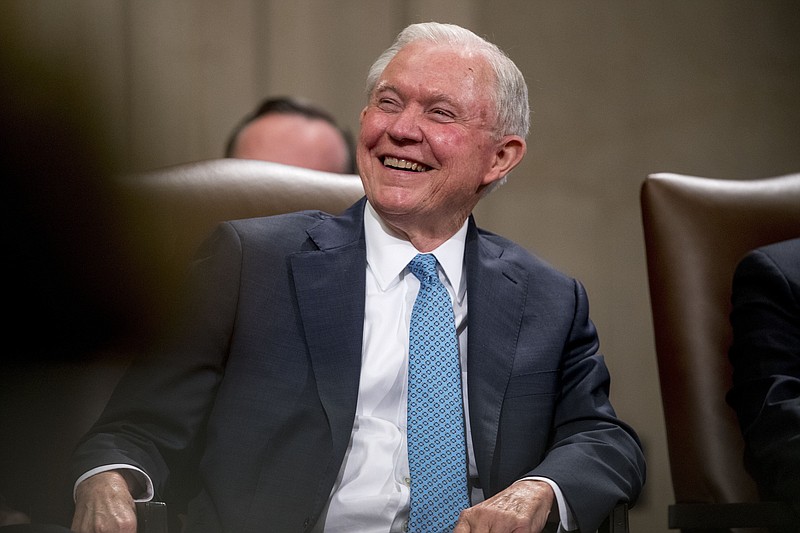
[311,202,469,533]
[315,203,575,532]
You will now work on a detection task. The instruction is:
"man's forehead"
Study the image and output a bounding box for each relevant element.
[379,44,492,90]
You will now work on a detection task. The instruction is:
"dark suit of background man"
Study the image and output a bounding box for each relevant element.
[69,22,645,533]
[727,237,800,522]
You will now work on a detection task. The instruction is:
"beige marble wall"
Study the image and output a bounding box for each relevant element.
[5,1,800,531]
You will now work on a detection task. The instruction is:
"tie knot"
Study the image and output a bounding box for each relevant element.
[408,253,439,284]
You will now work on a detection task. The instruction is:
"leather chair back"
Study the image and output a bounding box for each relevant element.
[121,158,364,270]
[117,158,364,333]
[640,172,800,529]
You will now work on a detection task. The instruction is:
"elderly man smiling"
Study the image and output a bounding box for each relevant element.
[70,22,645,533]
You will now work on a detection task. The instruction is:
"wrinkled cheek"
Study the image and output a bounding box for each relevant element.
[356,144,372,174]
[356,132,381,171]
[358,127,378,148]
[359,111,387,146]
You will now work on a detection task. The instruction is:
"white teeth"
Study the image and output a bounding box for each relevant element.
[383,156,429,172]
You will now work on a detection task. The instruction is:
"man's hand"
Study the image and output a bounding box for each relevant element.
[71,470,138,533]
[453,479,555,533]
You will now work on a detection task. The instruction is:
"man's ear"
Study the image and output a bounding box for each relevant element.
[483,135,527,186]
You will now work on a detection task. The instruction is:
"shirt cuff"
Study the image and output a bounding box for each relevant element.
[74,464,155,502]
[515,476,578,532]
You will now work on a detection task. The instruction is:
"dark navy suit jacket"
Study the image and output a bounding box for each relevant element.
[72,198,645,532]
[727,237,800,511]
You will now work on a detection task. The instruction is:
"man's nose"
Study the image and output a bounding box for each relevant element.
[386,107,424,142]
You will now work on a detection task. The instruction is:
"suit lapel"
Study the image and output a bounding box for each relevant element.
[465,220,529,493]
[289,200,367,459]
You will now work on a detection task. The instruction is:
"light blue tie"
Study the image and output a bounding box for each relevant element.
[407,253,469,533]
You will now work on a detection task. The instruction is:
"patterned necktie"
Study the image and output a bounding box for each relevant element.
[407,253,469,533]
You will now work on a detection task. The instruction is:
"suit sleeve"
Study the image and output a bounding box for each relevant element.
[726,247,800,509]
[69,222,244,498]
[525,279,646,532]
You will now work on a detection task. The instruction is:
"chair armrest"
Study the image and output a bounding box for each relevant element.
[598,502,629,533]
[135,501,168,533]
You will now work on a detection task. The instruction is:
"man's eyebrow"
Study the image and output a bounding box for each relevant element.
[427,92,460,109]
[374,81,398,94]
[376,83,460,107]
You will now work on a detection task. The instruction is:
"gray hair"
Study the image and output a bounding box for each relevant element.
[365,22,530,139]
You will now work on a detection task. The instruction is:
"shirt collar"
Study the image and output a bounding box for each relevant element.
[364,201,467,303]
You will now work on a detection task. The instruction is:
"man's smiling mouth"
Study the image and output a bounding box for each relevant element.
[383,156,431,172]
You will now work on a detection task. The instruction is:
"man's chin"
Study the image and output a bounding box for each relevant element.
[368,192,421,218]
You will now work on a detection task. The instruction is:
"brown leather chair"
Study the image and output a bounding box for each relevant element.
[120,158,364,274]
[116,158,365,334]
[640,171,800,531]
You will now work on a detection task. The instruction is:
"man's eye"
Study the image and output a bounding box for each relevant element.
[377,98,400,110]
[431,109,455,120]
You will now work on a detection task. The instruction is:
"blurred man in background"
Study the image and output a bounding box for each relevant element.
[225,96,355,174]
